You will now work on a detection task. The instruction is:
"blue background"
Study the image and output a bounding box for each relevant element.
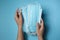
[0,0,60,40]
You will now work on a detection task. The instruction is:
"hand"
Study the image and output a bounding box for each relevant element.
[15,9,24,40]
[36,19,44,38]
[14,8,23,28]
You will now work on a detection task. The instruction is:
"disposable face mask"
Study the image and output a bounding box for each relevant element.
[21,3,42,35]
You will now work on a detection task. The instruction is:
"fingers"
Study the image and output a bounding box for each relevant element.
[36,23,39,30]
[36,23,41,31]
[15,8,22,20]
[15,8,19,21]
[36,19,44,31]
[19,9,22,19]
[40,19,44,30]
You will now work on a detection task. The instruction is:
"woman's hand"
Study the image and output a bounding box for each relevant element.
[14,8,24,40]
[36,19,44,40]
[15,8,23,29]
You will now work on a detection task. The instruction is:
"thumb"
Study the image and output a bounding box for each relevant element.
[36,23,40,30]
[19,9,22,18]
[40,19,44,31]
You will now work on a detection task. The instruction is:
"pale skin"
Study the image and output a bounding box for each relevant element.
[14,9,44,40]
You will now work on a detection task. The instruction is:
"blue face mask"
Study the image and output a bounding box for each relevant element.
[21,3,42,35]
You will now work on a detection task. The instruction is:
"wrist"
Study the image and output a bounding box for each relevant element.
[38,35,43,40]
[18,25,22,30]
[38,36,43,38]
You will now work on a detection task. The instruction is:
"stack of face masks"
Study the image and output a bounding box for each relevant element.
[21,3,42,35]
